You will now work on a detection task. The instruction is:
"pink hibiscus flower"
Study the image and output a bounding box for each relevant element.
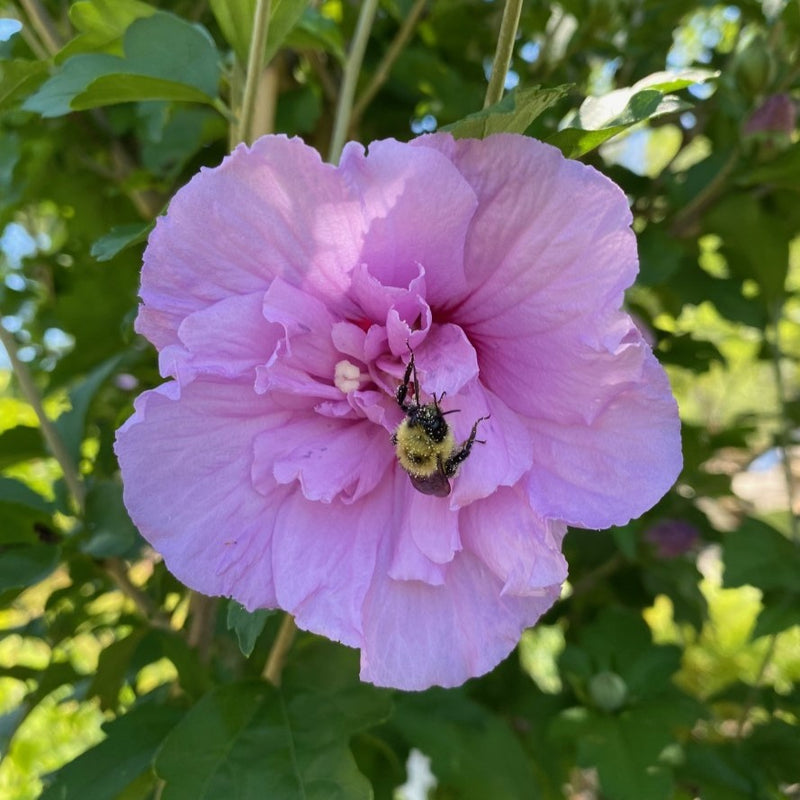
[115,133,682,690]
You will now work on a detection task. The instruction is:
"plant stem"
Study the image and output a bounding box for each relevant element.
[263,613,297,686]
[484,0,523,108]
[238,0,272,145]
[0,321,85,513]
[736,305,798,736]
[769,310,799,542]
[351,0,428,127]
[17,0,62,56]
[327,0,380,164]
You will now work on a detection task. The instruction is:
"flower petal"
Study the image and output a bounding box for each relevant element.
[447,381,533,508]
[251,414,393,504]
[360,549,561,689]
[339,138,478,306]
[137,136,361,349]
[270,489,385,647]
[524,352,682,528]
[158,291,278,384]
[413,323,478,399]
[460,485,568,595]
[414,133,636,322]
[114,380,286,610]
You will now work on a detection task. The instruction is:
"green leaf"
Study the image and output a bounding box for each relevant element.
[737,141,800,191]
[210,0,310,65]
[24,12,220,117]
[209,0,255,63]
[391,690,539,800]
[60,0,157,59]
[576,707,675,800]
[0,425,47,469]
[547,70,716,158]
[227,601,274,657]
[442,84,570,139]
[155,679,389,800]
[73,74,217,109]
[0,543,61,592]
[89,628,149,710]
[40,702,184,800]
[90,221,152,262]
[0,59,48,110]
[82,480,141,557]
[704,193,790,303]
[285,7,345,60]
[753,596,800,638]
[722,518,800,592]
[0,477,54,546]
[54,352,125,468]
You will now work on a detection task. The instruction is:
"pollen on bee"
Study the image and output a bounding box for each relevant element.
[334,359,364,394]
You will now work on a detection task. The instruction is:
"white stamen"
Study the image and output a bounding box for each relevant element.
[334,359,363,394]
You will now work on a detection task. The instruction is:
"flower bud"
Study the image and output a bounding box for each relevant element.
[743,93,796,136]
[644,519,700,558]
[589,671,628,711]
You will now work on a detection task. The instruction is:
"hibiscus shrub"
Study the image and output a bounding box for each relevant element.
[1,1,799,799]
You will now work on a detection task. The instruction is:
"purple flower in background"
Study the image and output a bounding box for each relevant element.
[644,519,699,559]
[115,134,682,690]
[743,93,796,136]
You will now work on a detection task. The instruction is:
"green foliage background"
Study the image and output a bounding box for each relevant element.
[1,0,799,797]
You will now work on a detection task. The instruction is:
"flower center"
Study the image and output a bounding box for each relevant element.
[333,359,364,394]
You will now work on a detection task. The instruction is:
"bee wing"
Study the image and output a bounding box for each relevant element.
[409,469,451,497]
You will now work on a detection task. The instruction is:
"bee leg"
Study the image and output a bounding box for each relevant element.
[396,352,416,410]
[443,415,490,476]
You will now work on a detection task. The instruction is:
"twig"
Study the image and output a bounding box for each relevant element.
[103,557,172,627]
[17,0,62,56]
[670,149,739,238]
[187,593,218,664]
[262,614,297,686]
[351,0,428,126]
[484,0,524,108]
[327,0,380,164]
[238,0,272,144]
[568,552,626,598]
[0,321,85,512]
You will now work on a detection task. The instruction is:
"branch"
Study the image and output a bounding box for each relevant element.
[238,0,273,144]
[484,0,523,108]
[0,321,85,513]
[262,613,297,686]
[351,0,428,127]
[327,0,380,164]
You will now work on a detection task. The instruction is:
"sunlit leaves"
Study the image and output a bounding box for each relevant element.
[548,68,718,158]
[40,703,185,800]
[443,84,570,139]
[59,0,157,59]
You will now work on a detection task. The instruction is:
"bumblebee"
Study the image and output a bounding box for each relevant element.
[391,350,488,497]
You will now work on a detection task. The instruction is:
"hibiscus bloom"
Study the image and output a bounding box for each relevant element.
[115,133,682,690]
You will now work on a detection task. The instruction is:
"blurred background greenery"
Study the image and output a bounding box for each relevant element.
[1,0,799,798]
